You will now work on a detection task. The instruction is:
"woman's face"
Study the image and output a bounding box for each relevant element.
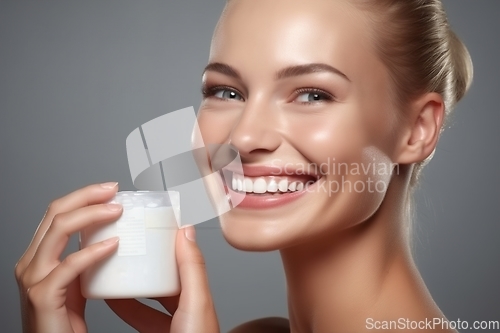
[197,0,400,251]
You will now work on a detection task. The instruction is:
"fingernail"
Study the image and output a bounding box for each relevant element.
[106,203,122,211]
[184,225,196,242]
[100,182,118,189]
[102,237,119,245]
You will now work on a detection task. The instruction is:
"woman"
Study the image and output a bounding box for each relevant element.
[15,0,472,332]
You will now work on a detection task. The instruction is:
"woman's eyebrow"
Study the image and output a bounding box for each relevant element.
[202,62,350,82]
[202,62,241,79]
[276,63,350,81]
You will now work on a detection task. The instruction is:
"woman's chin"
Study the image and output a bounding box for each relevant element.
[222,233,279,252]
[219,213,295,252]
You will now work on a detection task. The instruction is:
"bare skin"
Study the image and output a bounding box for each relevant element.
[198,0,455,332]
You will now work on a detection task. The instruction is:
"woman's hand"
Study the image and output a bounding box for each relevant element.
[15,182,123,333]
[105,225,220,333]
[15,181,219,333]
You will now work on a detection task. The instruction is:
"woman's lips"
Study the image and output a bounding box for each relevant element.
[218,164,320,209]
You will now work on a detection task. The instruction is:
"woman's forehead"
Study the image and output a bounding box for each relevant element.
[210,0,377,78]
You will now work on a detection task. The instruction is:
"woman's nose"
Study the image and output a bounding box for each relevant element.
[229,100,282,158]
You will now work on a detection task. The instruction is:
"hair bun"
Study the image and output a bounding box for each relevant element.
[448,28,474,106]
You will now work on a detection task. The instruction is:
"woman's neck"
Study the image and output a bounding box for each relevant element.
[279,173,450,333]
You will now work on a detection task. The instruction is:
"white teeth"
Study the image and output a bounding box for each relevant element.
[267,179,278,192]
[244,178,253,192]
[278,179,288,192]
[253,178,267,194]
[231,174,313,193]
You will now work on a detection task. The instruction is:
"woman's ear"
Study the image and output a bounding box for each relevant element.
[394,92,445,164]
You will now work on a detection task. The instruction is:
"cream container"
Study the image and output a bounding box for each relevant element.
[80,191,181,299]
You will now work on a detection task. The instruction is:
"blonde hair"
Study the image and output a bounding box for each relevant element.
[352,0,474,185]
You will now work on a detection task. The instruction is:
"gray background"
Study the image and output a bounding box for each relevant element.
[0,0,498,332]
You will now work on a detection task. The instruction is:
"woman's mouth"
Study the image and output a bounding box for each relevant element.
[225,170,320,209]
[231,174,316,194]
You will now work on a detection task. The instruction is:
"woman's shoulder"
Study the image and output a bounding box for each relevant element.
[228,316,290,333]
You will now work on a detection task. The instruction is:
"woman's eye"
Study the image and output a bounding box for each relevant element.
[295,90,334,104]
[214,89,244,101]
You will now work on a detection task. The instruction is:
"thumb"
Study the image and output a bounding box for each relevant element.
[176,226,217,317]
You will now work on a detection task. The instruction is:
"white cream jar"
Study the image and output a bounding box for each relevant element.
[80,191,181,299]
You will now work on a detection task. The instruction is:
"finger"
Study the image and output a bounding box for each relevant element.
[176,226,213,310]
[175,226,219,331]
[29,237,119,311]
[16,182,119,276]
[105,299,172,333]
[26,238,119,333]
[21,203,122,287]
[31,203,122,268]
[65,278,86,319]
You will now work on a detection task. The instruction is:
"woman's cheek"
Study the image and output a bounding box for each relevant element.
[197,108,237,144]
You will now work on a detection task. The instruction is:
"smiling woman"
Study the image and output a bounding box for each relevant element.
[13,0,476,332]
[196,0,472,332]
